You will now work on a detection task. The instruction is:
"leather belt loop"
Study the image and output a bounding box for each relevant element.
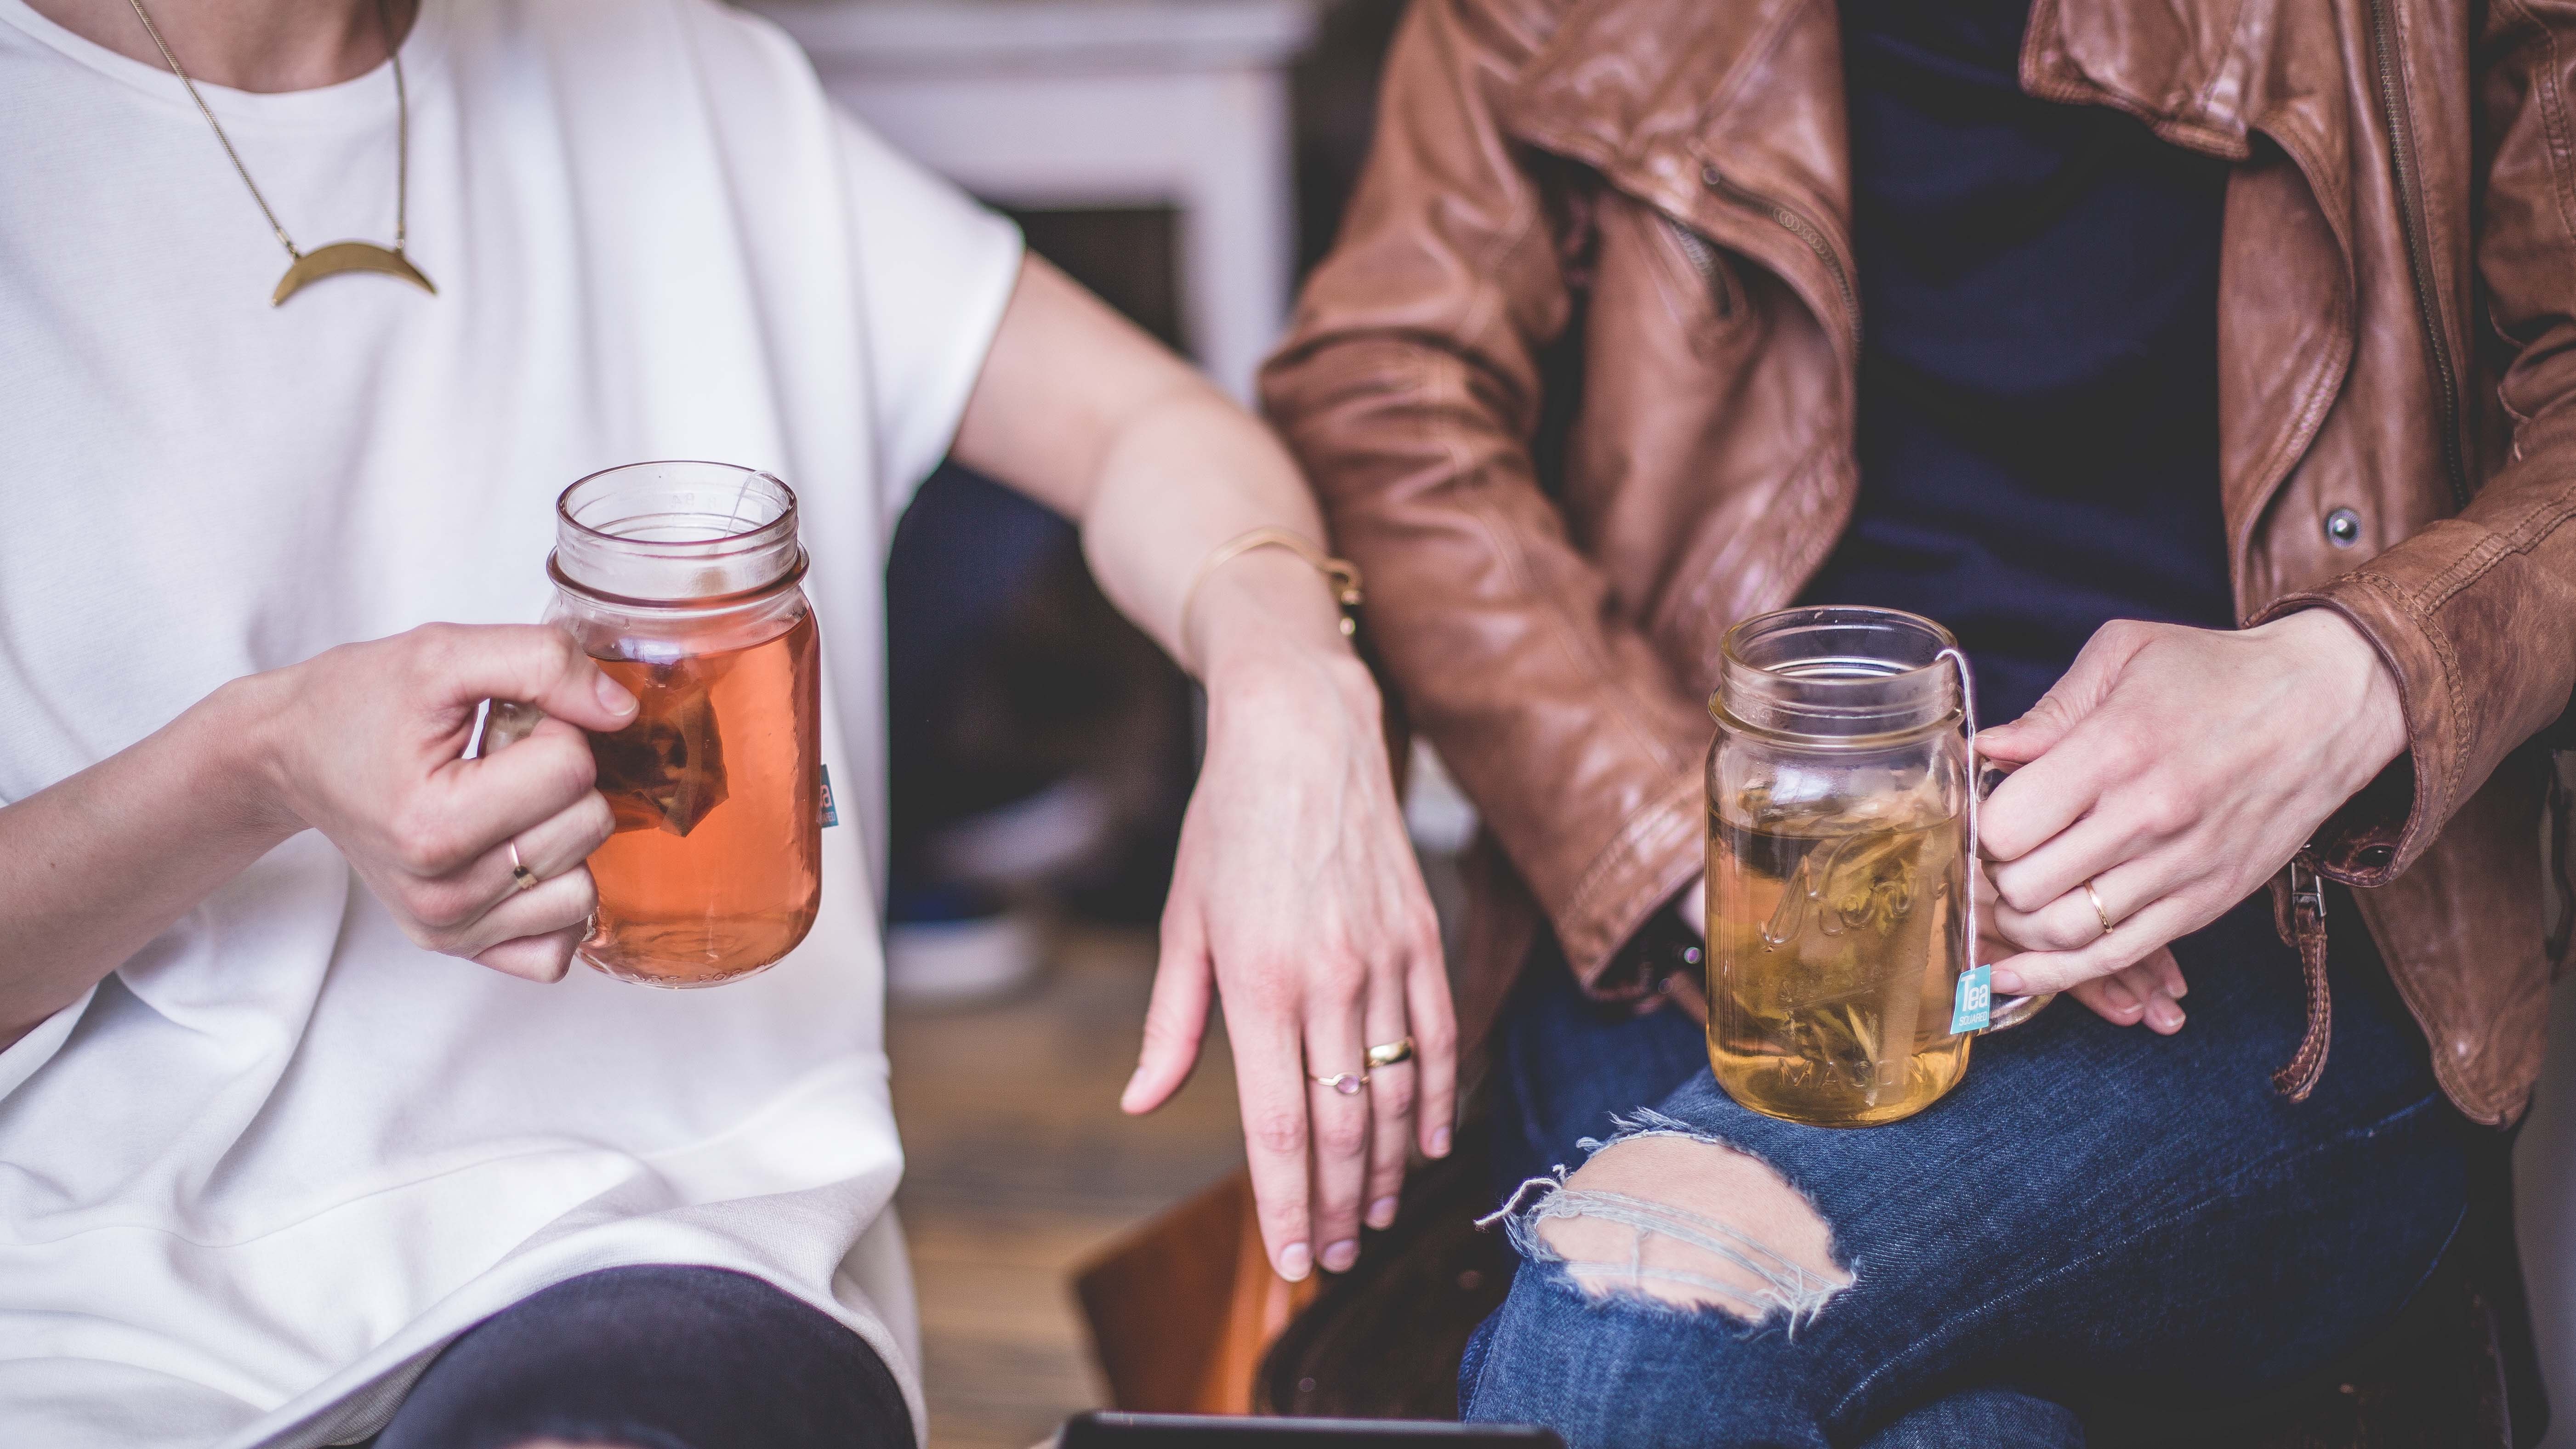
[2270,856,2334,1102]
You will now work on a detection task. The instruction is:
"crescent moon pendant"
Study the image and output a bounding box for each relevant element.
[273,241,437,306]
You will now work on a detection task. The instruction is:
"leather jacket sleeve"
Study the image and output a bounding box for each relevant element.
[2259,2,2576,887]
[1259,0,1708,989]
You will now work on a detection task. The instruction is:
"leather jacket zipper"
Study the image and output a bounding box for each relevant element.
[2366,0,2471,511]
[1659,214,1734,318]
[1701,162,1859,346]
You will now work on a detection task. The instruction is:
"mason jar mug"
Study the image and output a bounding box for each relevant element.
[1703,606,2038,1127]
[490,461,824,986]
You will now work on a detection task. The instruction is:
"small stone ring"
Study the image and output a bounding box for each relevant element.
[1365,1037,1416,1070]
[1309,1070,1370,1096]
[508,839,540,893]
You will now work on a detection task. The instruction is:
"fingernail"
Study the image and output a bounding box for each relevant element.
[1430,1125,1452,1159]
[2098,980,2138,1012]
[1990,968,2024,994]
[595,674,637,717]
[2168,978,2189,1000]
[1278,1244,1311,1282]
[1368,1197,1398,1230]
[1322,1239,1359,1273]
[2149,999,2186,1032]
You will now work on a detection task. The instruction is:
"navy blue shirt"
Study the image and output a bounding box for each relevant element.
[1793,0,2236,724]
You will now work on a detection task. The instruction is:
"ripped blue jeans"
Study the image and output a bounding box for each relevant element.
[1462,894,2469,1448]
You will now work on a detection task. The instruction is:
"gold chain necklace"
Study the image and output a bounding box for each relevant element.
[125,0,436,305]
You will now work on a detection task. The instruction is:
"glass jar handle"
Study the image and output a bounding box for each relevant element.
[477,699,547,757]
[1936,646,2053,1034]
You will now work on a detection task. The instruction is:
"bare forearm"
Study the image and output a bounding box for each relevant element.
[0,676,294,1044]
[952,255,1354,682]
[1085,388,1353,678]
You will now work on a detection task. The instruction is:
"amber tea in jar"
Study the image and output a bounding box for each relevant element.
[491,461,822,986]
[1705,607,2008,1127]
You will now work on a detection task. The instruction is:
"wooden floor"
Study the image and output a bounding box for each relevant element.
[890,922,1245,1449]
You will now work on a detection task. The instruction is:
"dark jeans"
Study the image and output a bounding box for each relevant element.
[1465,894,2469,1448]
[371,1265,912,1449]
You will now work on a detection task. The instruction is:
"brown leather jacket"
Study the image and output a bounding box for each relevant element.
[1262,0,2576,1125]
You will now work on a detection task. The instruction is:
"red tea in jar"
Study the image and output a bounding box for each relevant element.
[583,609,821,984]
[534,461,824,986]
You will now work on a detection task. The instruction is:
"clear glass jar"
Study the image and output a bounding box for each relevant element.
[502,460,823,987]
[1704,606,1977,1126]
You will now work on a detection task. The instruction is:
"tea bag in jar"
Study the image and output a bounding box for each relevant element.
[589,654,733,837]
[488,461,824,989]
[483,656,734,839]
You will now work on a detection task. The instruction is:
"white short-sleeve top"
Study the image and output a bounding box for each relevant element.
[0,0,1023,1443]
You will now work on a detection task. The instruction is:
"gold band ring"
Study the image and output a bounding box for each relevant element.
[1309,1070,1370,1096]
[508,839,540,893]
[2083,877,2117,938]
[1365,1037,1416,1069]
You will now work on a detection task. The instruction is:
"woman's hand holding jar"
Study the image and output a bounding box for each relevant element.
[1973,611,2410,1006]
[0,623,639,1046]
[251,624,637,981]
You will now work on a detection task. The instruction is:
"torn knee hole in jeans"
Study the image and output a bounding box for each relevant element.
[1479,1112,1853,1332]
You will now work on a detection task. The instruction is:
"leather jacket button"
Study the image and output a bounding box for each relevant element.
[2326,507,2363,547]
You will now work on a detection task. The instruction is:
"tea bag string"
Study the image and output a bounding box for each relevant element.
[720,471,769,534]
[1937,646,1981,983]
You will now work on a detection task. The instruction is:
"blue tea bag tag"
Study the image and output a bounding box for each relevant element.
[819,767,840,829]
[1950,964,1993,1035]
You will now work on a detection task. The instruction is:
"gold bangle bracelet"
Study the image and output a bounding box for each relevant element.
[1176,527,1364,673]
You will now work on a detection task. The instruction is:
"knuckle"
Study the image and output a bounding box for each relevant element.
[1262,1200,1311,1244]
[1978,809,2033,863]
[542,736,599,795]
[407,623,468,681]
[1374,1078,1418,1119]
[1137,1013,1192,1052]
[1412,1017,1457,1063]
[2045,916,2098,952]
[390,804,467,876]
[2134,784,2195,837]
[405,880,478,932]
[1241,972,1302,1019]
[538,937,577,981]
[1314,1114,1369,1159]
[1990,869,2044,915]
[535,630,586,691]
[2092,732,2147,778]
[574,791,616,851]
[543,625,583,667]
[1314,956,1368,1005]
[1248,1108,1307,1159]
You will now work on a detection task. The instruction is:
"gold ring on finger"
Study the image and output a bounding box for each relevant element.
[1309,1070,1370,1096]
[1365,1037,1415,1069]
[508,838,540,893]
[2083,877,2117,938]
